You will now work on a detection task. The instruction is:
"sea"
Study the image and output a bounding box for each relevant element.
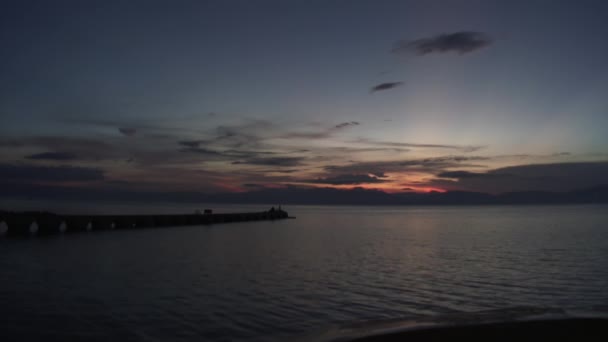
[1,203,608,341]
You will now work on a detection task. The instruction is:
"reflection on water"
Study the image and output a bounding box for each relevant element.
[1,204,608,341]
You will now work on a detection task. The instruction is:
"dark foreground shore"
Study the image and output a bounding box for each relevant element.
[342,318,608,342]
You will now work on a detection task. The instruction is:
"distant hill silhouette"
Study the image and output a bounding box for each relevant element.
[217,185,608,205]
[2,182,608,205]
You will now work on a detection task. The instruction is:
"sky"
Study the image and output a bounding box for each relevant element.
[1,0,608,204]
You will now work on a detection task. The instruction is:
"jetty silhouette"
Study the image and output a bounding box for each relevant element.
[0,207,291,237]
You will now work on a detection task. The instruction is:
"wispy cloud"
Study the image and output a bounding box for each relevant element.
[118,127,137,137]
[287,121,362,140]
[242,183,266,188]
[334,121,360,129]
[370,82,403,93]
[1,136,119,162]
[353,138,484,153]
[324,146,410,153]
[393,31,492,55]
[25,152,78,161]
[0,163,105,182]
[437,170,495,179]
[232,157,305,167]
[178,147,227,157]
[208,121,274,149]
[59,115,205,137]
[178,140,206,148]
[305,174,389,185]
[12,114,598,197]
[0,136,110,150]
[324,155,489,176]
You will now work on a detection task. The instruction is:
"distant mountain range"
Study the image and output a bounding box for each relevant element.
[2,183,608,206]
[205,185,608,205]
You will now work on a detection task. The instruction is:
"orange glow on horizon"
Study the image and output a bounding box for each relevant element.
[301,183,446,194]
[229,180,446,194]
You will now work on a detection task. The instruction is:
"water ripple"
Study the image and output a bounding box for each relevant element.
[1,204,608,341]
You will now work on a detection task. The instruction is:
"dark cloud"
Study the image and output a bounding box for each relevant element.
[288,121,362,140]
[178,140,205,148]
[325,155,489,176]
[437,170,492,178]
[288,131,334,139]
[178,147,226,157]
[223,149,276,157]
[431,162,608,193]
[0,163,104,182]
[119,127,137,137]
[0,136,119,161]
[269,169,299,173]
[334,121,360,129]
[306,174,389,185]
[353,138,484,153]
[232,157,304,167]
[371,82,403,93]
[143,133,173,140]
[398,156,489,171]
[0,136,110,151]
[552,152,571,157]
[251,168,304,175]
[4,134,232,166]
[393,31,492,55]
[331,147,410,153]
[60,116,205,137]
[242,183,266,188]
[214,126,238,140]
[207,122,272,150]
[25,152,78,161]
[178,145,282,164]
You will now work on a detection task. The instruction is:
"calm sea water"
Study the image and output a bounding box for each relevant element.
[1,204,608,341]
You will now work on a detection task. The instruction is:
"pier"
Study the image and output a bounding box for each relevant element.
[0,209,290,237]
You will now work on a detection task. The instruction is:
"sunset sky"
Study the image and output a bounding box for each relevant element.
[1,0,608,203]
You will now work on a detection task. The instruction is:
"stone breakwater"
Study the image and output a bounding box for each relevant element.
[0,209,289,237]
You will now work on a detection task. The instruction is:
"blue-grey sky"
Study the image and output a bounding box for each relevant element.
[1,0,608,199]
